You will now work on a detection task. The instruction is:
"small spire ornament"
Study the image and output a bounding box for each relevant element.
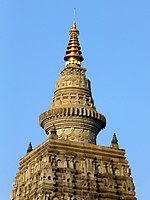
[48,124,58,140]
[110,133,119,149]
[27,142,33,153]
[51,124,57,135]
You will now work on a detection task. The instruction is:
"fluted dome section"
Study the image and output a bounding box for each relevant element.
[64,21,84,64]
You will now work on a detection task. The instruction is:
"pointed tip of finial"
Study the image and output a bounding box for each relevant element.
[72,8,77,29]
[110,133,119,149]
[27,142,33,153]
[48,124,58,139]
[73,8,76,22]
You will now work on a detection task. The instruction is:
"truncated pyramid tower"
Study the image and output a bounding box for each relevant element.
[10,21,136,200]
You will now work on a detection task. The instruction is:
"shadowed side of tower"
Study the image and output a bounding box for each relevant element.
[10,21,137,200]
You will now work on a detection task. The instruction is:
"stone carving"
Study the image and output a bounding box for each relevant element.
[10,141,137,200]
[10,21,136,200]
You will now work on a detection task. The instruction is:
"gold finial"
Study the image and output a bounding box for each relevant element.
[64,13,84,64]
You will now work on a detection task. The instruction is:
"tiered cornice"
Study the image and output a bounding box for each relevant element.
[39,21,106,144]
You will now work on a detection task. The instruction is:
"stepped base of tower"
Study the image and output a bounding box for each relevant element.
[10,137,136,200]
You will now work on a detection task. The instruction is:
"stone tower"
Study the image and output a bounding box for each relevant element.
[10,21,137,200]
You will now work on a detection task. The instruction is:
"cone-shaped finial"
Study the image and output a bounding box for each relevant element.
[27,142,33,153]
[51,124,57,134]
[64,20,84,64]
[111,133,118,144]
[110,133,119,149]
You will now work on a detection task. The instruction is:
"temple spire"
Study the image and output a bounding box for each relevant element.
[110,133,119,149]
[64,19,84,65]
[27,142,33,153]
[39,18,106,144]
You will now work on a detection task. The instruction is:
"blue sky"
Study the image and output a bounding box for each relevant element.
[0,1,149,199]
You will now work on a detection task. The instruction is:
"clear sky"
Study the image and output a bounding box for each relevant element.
[0,1,149,199]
